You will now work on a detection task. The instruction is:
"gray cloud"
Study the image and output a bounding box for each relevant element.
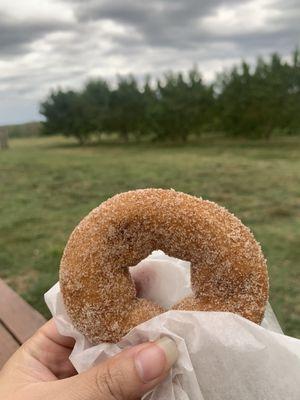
[72,0,236,23]
[65,0,300,62]
[71,0,242,48]
[0,11,71,57]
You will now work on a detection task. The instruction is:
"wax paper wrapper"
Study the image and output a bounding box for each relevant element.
[45,251,300,400]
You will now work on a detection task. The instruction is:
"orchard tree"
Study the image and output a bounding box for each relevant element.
[186,68,215,135]
[106,76,145,141]
[217,52,300,138]
[81,79,110,137]
[40,90,91,144]
[139,77,159,139]
[155,69,214,142]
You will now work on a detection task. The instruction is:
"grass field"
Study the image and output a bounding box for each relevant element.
[0,135,299,338]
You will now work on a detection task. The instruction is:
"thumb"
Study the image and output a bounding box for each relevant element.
[56,337,178,400]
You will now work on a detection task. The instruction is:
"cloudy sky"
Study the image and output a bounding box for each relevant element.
[0,0,299,125]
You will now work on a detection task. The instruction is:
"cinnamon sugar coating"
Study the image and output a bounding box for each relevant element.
[60,189,269,343]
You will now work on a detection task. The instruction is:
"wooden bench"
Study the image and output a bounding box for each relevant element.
[0,279,46,369]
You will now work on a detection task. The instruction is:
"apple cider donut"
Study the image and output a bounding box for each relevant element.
[60,189,269,343]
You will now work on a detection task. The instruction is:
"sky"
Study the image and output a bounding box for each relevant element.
[0,0,299,125]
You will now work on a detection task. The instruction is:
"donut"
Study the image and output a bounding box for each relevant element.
[60,189,268,343]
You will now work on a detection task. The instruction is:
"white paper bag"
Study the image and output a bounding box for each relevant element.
[45,251,300,400]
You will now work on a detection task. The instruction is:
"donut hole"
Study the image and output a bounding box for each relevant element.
[129,250,192,310]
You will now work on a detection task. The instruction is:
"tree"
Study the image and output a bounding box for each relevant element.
[284,48,300,134]
[40,90,91,144]
[155,69,214,142]
[186,68,215,136]
[81,79,110,137]
[217,51,300,139]
[0,128,9,150]
[106,76,145,141]
[216,62,258,137]
[139,77,159,139]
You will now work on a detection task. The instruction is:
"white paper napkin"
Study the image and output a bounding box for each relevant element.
[45,251,300,400]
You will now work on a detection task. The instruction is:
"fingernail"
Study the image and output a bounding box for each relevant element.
[134,337,178,383]
[155,337,178,369]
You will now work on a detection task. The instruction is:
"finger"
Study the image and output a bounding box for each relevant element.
[20,319,76,379]
[55,337,178,400]
[28,320,76,379]
[38,319,75,349]
[0,320,77,395]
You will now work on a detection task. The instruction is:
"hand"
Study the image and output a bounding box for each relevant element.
[0,319,178,399]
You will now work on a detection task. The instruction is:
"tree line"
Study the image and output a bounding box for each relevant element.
[40,49,300,144]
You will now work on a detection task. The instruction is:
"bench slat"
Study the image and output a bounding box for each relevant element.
[0,322,20,369]
[0,279,46,344]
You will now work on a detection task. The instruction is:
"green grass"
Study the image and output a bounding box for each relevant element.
[1,135,300,338]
